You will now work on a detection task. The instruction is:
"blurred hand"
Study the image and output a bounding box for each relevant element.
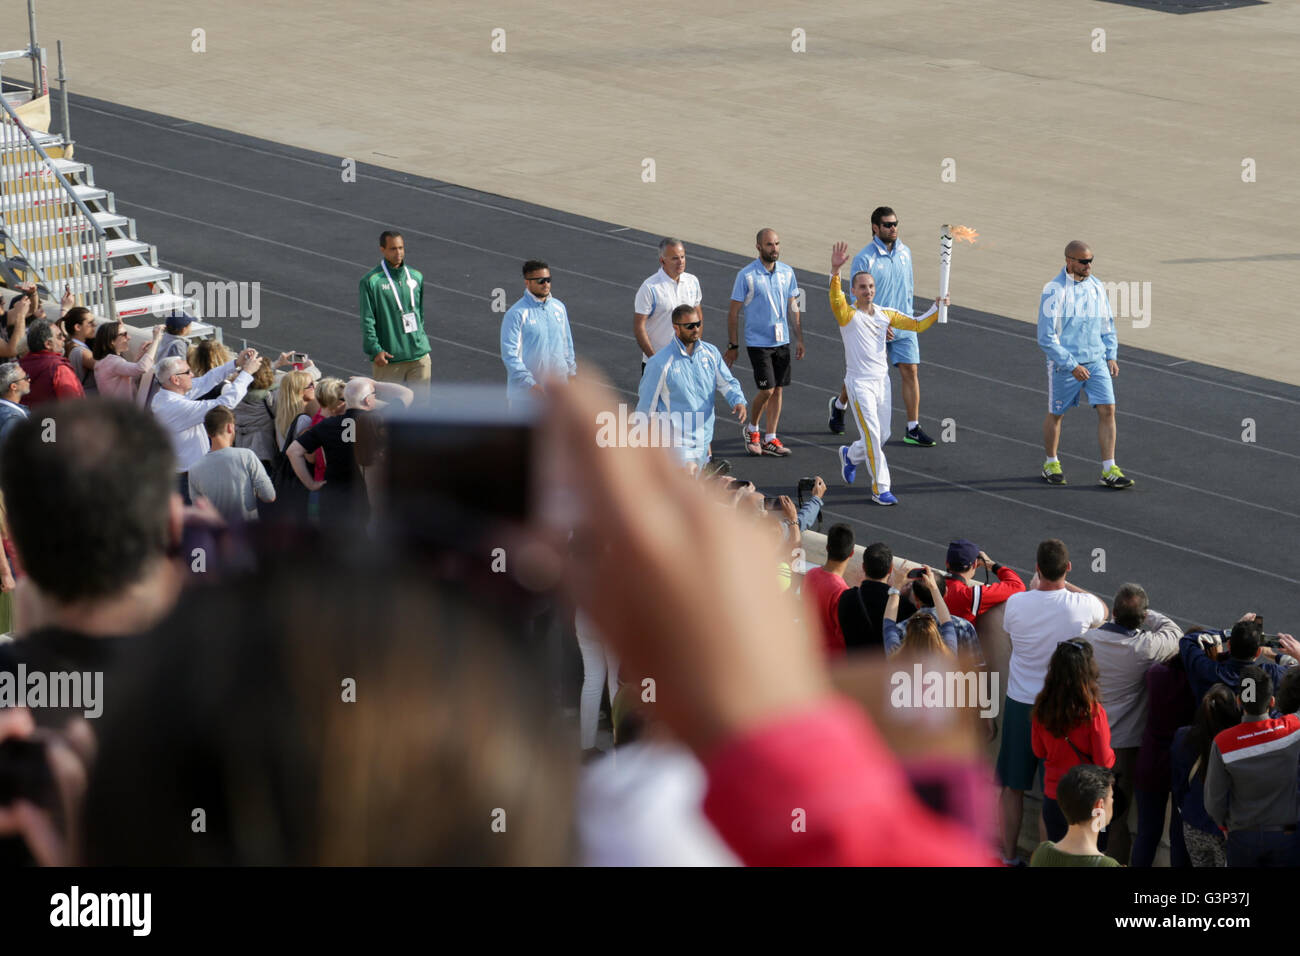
[0,709,94,867]
[151,324,165,339]
[811,476,826,498]
[732,403,746,423]
[1108,360,1119,378]
[1278,634,1300,660]
[1071,365,1090,382]
[374,351,393,367]
[1237,611,1259,624]
[184,496,227,531]
[534,372,829,754]
[777,495,798,523]
[0,567,14,593]
[239,349,261,374]
[795,342,805,360]
[60,287,74,312]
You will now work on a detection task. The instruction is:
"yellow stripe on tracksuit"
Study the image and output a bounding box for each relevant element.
[850,396,881,495]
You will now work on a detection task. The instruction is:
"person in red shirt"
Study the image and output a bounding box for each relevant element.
[942,538,1024,622]
[1032,638,1115,849]
[802,523,853,656]
[19,320,84,407]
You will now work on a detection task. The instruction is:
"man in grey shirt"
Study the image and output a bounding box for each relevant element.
[1082,582,1181,864]
[189,405,276,522]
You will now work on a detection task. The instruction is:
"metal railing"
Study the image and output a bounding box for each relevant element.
[0,90,116,320]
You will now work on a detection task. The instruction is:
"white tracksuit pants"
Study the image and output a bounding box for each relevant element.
[845,375,891,495]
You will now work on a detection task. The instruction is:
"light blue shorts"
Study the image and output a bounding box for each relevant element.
[886,329,919,366]
[1047,359,1114,415]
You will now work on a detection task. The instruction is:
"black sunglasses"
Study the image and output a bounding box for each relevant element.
[526,276,552,283]
[1068,256,1094,265]
[675,321,702,330]
[878,221,899,228]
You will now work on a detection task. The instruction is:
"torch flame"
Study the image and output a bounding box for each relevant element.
[951,225,979,244]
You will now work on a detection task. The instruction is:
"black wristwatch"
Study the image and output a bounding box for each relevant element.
[727,342,739,351]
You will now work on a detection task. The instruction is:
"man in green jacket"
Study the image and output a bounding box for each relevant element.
[360,231,431,395]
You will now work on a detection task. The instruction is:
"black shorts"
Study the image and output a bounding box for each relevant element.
[747,345,791,390]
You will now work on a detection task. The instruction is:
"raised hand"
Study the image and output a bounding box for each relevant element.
[831,242,851,273]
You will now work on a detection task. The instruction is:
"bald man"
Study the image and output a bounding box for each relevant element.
[725,228,804,457]
[1037,241,1133,489]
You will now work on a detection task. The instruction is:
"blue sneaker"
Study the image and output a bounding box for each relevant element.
[839,445,856,485]
[871,490,899,506]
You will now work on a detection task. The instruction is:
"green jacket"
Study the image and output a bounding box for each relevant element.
[360,261,430,363]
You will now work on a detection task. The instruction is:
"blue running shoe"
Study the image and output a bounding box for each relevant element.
[839,445,856,485]
[871,490,899,506]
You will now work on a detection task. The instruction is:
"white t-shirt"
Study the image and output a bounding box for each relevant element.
[1003,588,1108,704]
[634,268,702,355]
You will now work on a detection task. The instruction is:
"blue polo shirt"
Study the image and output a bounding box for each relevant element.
[730,259,800,348]
[852,236,914,314]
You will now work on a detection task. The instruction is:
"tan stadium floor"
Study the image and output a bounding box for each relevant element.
[29,0,1300,385]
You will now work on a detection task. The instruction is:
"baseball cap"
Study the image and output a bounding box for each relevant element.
[946,539,979,571]
[164,314,191,332]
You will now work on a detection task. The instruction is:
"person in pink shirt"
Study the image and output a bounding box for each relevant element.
[92,322,163,405]
[803,523,853,657]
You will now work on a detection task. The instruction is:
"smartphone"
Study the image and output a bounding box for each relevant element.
[762,496,780,511]
[381,385,535,539]
[0,738,57,810]
[290,352,307,365]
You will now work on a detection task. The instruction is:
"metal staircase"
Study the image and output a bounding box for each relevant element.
[0,13,205,331]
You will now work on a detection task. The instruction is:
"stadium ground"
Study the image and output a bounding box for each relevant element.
[62,93,1300,630]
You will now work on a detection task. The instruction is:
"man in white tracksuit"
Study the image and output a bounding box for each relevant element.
[828,242,945,506]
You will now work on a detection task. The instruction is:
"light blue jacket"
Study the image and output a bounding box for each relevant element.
[1038,268,1117,368]
[637,338,745,464]
[500,291,576,400]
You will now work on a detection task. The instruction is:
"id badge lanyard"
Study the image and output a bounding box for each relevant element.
[382,261,420,331]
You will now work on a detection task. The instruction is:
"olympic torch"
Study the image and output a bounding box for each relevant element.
[938,225,952,324]
[937,224,979,324]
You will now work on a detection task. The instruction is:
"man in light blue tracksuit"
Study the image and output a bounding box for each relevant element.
[500,258,576,405]
[638,304,747,473]
[1037,240,1133,489]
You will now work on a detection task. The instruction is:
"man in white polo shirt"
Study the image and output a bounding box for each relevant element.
[996,537,1109,864]
[634,238,703,377]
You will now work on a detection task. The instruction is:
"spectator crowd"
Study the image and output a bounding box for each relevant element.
[0,228,1296,872]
